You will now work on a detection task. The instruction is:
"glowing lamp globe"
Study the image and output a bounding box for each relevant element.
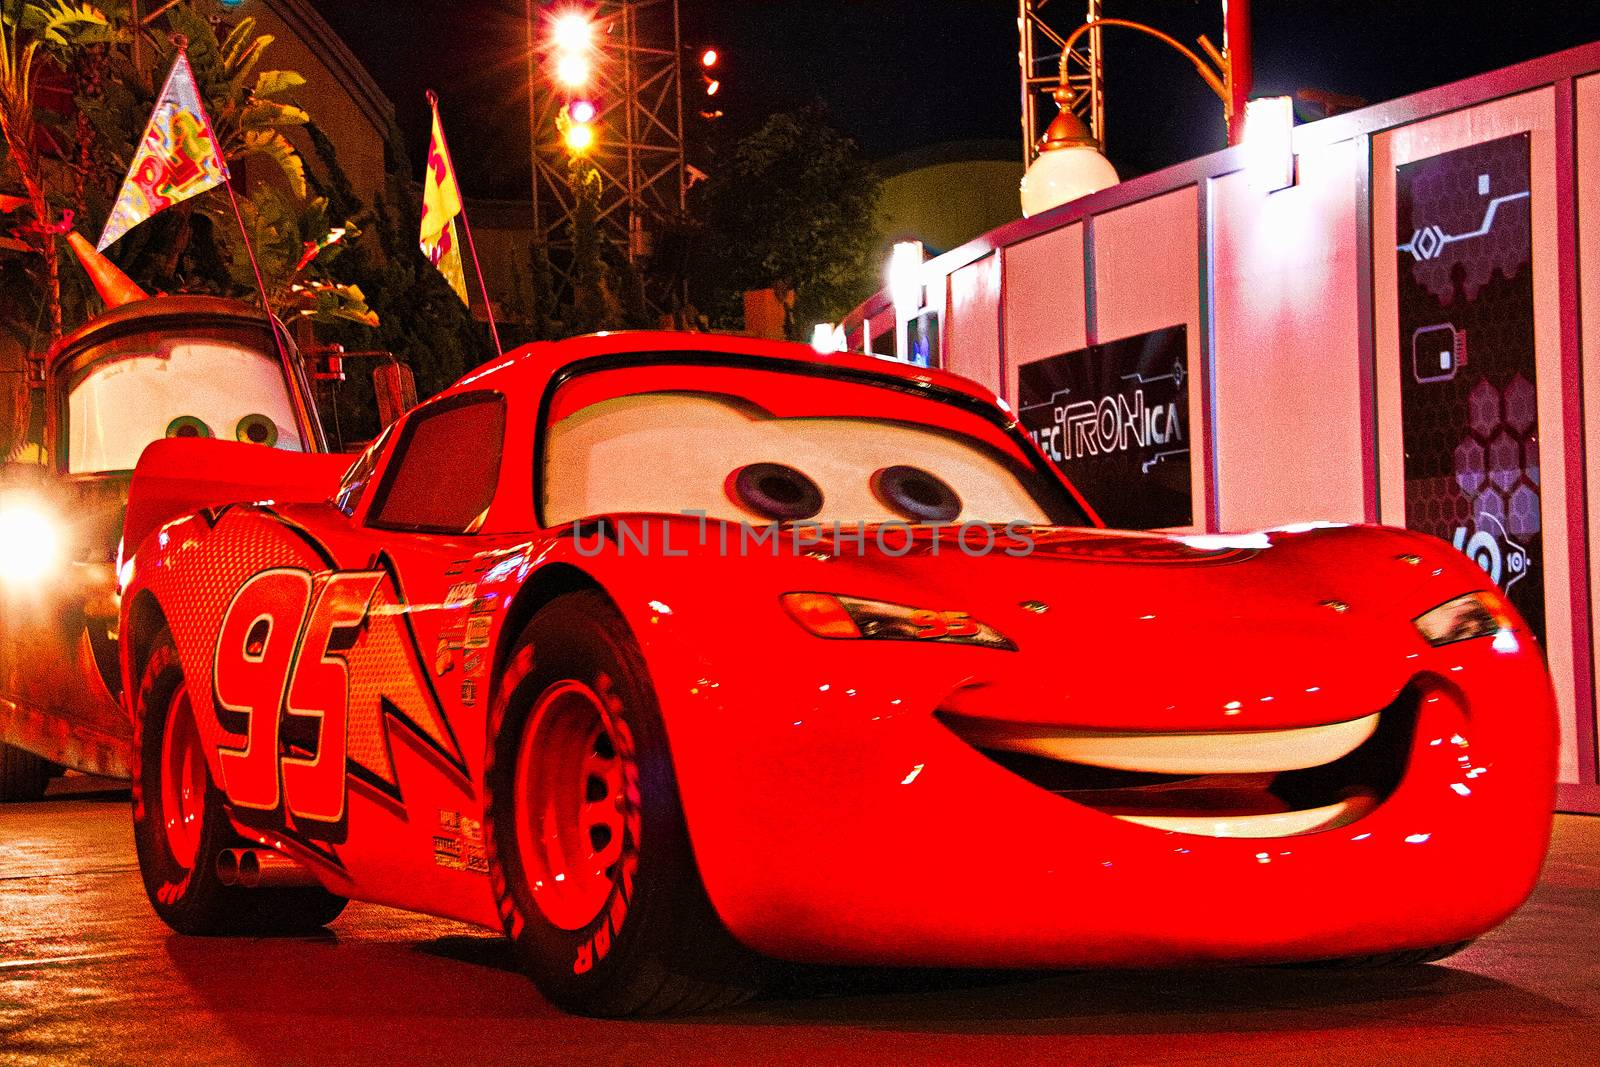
[564,122,595,154]
[1019,96,1118,218]
[552,13,594,52]
[556,53,591,88]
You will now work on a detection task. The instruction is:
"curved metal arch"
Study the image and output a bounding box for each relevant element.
[1058,17,1228,104]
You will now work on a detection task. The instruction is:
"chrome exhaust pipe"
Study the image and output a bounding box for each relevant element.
[216,848,242,886]
[215,847,319,889]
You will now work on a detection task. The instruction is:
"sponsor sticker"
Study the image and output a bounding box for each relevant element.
[433,809,486,874]
[464,614,492,650]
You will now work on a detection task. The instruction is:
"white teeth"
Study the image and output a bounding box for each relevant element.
[943,712,1381,775]
[1114,795,1378,838]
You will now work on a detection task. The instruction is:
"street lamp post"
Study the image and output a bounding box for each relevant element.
[1019,2,1256,216]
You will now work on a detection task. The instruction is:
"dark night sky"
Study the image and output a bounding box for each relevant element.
[316,1,1600,197]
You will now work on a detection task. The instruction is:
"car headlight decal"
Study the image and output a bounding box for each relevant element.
[1413,591,1514,648]
[780,592,1016,650]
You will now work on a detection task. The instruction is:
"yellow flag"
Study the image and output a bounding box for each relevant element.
[420,109,468,305]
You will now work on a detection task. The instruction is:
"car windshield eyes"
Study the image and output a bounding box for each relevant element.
[165,415,213,440]
[872,465,962,523]
[728,463,824,521]
[235,414,279,447]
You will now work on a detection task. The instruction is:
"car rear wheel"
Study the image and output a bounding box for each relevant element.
[0,742,51,802]
[131,626,347,935]
[484,590,757,1016]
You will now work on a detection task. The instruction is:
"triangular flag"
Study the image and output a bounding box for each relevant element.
[97,50,229,251]
[424,215,469,306]
[420,106,469,305]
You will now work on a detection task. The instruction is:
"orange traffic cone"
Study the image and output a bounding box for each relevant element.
[65,231,148,308]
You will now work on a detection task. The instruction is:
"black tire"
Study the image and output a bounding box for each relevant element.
[1288,940,1475,969]
[131,627,347,936]
[0,742,51,802]
[484,590,758,1016]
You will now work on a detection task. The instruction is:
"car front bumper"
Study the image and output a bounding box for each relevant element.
[654,630,1558,968]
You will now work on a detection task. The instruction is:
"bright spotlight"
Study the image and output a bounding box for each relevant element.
[701,48,719,67]
[0,496,66,586]
[555,53,591,88]
[810,323,845,354]
[888,240,925,316]
[551,12,594,52]
[569,99,597,124]
[1243,96,1296,193]
[564,122,595,154]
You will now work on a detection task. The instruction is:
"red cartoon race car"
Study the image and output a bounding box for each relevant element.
[117,331,1558,1015]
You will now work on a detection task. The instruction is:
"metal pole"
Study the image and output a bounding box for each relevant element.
[225,180,317,445]
[623,3,639,263]
[1019,0,1033,166]
[525,0,540,234]
[1087,0,1104,147]
[1223,0,1252,144]
[130,0,141,82]
[672,0,685,215]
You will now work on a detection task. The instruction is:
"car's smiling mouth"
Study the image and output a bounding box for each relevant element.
[936,686,1419,839]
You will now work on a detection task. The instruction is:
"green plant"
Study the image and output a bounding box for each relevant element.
[691,107,880,338]
[0,1,112,341]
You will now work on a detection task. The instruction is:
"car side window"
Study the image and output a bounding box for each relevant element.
[333,424,394,516]
[367,392,506,533]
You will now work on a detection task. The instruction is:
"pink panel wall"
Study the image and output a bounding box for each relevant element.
[944,254,1002,396]
[1210,139,1368,530]
[1578,73,1600,791]
[1090,189,1206,531]
[1000,223,1086,404]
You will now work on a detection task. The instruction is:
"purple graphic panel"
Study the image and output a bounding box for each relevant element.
[1396,133,1543,641]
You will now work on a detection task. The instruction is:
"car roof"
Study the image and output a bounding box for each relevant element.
[439,330,1008,413]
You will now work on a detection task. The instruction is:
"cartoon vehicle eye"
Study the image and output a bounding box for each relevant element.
[727,462,823,520]
[871,464,962,522]
[235,413,279,447]
[165,415,213,439]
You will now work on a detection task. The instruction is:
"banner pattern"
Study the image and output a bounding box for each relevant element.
[97,51,229,251]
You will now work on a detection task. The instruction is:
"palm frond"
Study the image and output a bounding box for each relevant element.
[240,126,306,198]
[252,69,303,99]
[241,98,307,130]
[18,1,107,48]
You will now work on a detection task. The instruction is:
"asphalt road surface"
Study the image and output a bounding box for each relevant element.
[3,776,1598,1066]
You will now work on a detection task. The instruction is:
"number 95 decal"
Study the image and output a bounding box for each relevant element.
[214,568,382,823]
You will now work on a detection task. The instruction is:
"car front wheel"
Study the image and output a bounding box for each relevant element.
[484,589,757,1016]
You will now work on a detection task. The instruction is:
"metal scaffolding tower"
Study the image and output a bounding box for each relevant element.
[1020,0,1105,166]
[527,0,687,268]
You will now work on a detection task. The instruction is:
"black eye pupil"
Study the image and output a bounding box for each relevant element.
[730,463,823,520]
[760,475,802,504]
[247,422,268,442]
[872,465,962,522]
